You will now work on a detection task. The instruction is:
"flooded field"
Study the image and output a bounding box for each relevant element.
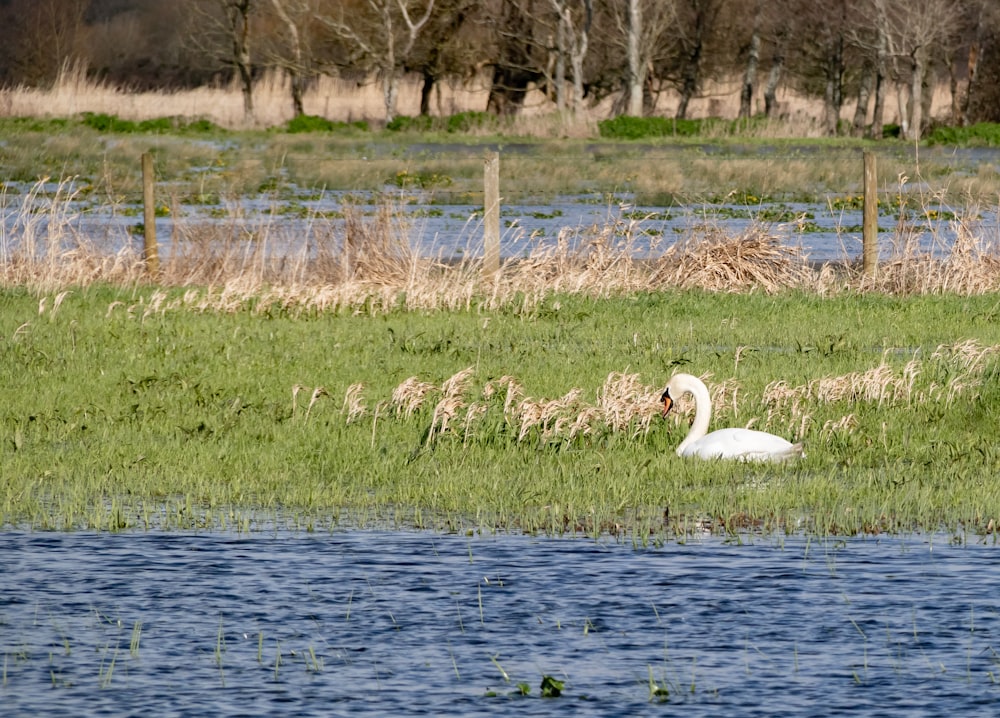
[3,531,999,716]
[4,142,999,268]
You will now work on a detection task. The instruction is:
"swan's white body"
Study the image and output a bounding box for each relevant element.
[661,373,804,462]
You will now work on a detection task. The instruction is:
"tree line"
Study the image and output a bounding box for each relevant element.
[0,0,997,140]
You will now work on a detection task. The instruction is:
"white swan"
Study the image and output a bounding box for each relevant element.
[661,373,804,462]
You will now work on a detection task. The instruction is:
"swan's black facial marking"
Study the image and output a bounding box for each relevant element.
[660,388,673,418]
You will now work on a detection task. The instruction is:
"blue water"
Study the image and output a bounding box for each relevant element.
[2,531,998,716]
[6,181,996,267]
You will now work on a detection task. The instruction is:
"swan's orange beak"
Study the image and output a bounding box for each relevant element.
[660,390,673,419]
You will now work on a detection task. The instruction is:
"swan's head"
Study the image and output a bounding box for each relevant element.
[659,388,674,419]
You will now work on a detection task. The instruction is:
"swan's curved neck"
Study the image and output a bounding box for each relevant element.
[673,375,712,455]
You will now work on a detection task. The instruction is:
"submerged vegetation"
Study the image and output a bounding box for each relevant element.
[4,112,1000,206]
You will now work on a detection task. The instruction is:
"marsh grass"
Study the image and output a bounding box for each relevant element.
[6,106,1000,206]
[5,146,1000,537]
[5,280,1000,537]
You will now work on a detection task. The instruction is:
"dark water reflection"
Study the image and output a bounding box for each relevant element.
[2,531,999,716]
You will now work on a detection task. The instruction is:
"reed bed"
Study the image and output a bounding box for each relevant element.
[5,177,1000,307]
[340,337,1000,453]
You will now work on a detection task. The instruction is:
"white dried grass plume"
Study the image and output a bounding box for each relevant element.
[770,362,902,407]
[568,406,604,438]
[930,339,1000,373]
[391,377,439,418]
[461,402,489,444]
[428,396,466,442]
[483,375,525,420]
[515,390,583,441]
[441,367,476,399]
[342,383,367,423]
[305,386,329,418]
[822,414,858,434]
[597,372,661,434]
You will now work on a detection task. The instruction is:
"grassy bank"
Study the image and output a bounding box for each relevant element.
[3,285,1000,539]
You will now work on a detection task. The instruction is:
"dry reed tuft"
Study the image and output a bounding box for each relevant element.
[391,377,439,418]
[359,370,668,444]
[597,372,662,436]
[762,340,1000,424]
[652,224,815,293]
[341,383,367,423]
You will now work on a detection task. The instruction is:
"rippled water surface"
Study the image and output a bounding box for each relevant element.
[3,531,999,716]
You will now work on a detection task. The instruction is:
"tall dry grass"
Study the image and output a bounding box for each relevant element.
[0,61,947,132]
[4,177,1000,307]
[328,338,1000,447]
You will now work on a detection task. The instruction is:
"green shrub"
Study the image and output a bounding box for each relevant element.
[386,115,434,132]
[926,122,1000,146]
[80,112,134,132]
[445,111,496,133]
[597,115,704,139]
[881,123,901,139]
[6,117,70,132]
[387,112,498,134]
[135,117,175,133]
[180,118,221,133]
[286,114,368,133]
[79,113,202,134]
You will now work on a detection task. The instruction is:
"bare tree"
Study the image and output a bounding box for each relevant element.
[554,0,593,114]
[738,1,761,119]
[601,0,677,116]
[946,0,991,126]
[483,0,542,115]
[1,0,89,86]
[625,0,643,115]
[258,0,318,116]
[184,0,257,122]
[319,0,436,123]
[873,0,961,140]
[762,27,787,118]
[671,0,727,119]
[403,0,479,116]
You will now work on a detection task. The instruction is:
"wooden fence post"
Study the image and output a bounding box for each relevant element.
[862,150,878,277]
[141,152,160,279]
[483,151,500,277]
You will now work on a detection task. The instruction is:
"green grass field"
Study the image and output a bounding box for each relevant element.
[4,285,1000,540]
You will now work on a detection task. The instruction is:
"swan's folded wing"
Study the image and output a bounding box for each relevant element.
[682,429,803,462]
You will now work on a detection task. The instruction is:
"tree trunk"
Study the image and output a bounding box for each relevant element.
[420,69,434,116]
[869,29,888,139]
[763,44,785,118]
[227,0,254,122]
[906,49,926,141]
[625,0,642,116]
[487,67,536,115]
[822,33,843,135]
[486,2,539,116]
[739,26,760,119]
[568,0,591,115]
[268,0,304,117]
[920,62,933,136]
[675,1,705,120]
[381,0,397,123]
[959,41,980,126]
[555,9,567,111]
[851,62,874,137]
